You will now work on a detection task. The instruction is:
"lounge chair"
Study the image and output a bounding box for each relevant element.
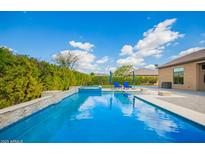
[123,82,132,89]
[114,82,122,88]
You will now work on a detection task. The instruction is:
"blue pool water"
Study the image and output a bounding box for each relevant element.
[0,91,205,143]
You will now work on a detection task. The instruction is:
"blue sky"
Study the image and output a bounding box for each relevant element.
[0,11,205,73]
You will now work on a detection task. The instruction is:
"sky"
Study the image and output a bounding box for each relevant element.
[0,11,205,73]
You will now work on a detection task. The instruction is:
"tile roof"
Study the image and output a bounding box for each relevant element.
[127,68,158,76]
[158,49,205,69]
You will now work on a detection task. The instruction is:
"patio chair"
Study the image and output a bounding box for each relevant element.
[114,82,122,88]
[123,82,132,89]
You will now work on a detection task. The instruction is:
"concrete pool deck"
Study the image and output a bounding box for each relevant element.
[110,86,205,126]
[134,94,205,127]
[135,86,205,113]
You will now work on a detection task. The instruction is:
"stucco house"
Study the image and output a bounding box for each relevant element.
[158,49,205,91]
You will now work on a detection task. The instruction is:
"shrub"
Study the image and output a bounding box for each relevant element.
[0,47,91,109]
[89,75,157,86]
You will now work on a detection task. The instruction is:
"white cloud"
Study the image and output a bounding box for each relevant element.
[199,40,205,44]
[172,42,179,46]
[171,47,205,59]
[96,56,109,64]
[120,45,133,56]
[53,40,112,73]
[53,49,97,72]
[104,66,117,72]
[53,40,99,73]
[144,64,156,69]
[109,66,117,72]
[134,18,184,58]
[117,18,183,67]
[117,56,145,66]
[69,40,94,51]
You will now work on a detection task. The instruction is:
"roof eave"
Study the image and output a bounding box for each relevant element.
[158,57,205,69]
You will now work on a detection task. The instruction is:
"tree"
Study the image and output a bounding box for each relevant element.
[114,65,133,76]
[53,51,79,70]
[90,72,95,76]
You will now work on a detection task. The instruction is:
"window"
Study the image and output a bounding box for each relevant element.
[204,75,205,83]
[173,67,184,84]
[202,64,205,70]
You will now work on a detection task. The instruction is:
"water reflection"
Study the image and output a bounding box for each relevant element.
[71,93,115,120]
[132,99,179,137]
[133,97,135,108]
[114,93,134,116]
[114,93,179,138]
[71,92,179,139]
[109,97,113,110]
[71,97,95,120]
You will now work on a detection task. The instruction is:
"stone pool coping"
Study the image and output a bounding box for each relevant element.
[0,87,78,129]
[134,94,205,127]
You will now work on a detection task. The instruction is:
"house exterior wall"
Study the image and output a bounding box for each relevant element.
[158,62,198,90]
[198,63,205,90]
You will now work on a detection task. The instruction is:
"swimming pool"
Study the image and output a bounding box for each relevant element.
[0,91,205,143]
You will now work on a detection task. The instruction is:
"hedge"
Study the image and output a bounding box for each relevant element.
[0,47,91,109]
[89,75,157,86]
[0,47,157,109]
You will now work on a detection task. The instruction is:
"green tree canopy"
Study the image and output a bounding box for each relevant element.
[90,72,95,76]
[114,65,133,76]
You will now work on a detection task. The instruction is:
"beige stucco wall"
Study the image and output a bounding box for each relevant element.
[159,62,198,90]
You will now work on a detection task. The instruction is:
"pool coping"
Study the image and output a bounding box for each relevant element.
[133,94,205,127]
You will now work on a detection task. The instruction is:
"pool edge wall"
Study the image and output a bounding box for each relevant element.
[0,88,79,130]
